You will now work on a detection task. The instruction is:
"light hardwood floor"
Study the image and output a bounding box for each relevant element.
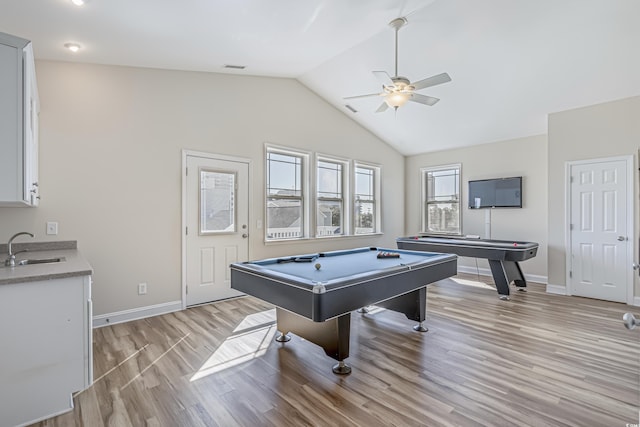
[33,275,639,426]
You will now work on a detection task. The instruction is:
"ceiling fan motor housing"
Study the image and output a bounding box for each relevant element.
[389,17,408,30]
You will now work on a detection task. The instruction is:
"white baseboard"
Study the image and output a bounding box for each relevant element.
[546,284,568,295]
[457,265,548,284]
[545,285,640,304]
[93,300,182,328]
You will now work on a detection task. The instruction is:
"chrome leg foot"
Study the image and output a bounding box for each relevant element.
[332,360,351,375]
[413,322,428,332]
[499,295,510,301]
[275,332,291,342]
[517,288,527,292]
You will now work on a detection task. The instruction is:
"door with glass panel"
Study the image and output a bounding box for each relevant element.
[186,155,249,306]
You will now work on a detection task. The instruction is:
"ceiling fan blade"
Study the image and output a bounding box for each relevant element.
[373,71,394,86]
[375,102,389,113]
[344,93,382,100]
[411,73,452,90]
[410,93,440,106]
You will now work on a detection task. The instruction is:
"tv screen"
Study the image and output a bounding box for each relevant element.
[468,176,522,209]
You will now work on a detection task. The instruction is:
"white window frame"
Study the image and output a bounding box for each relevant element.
[265,145,310,241]
[315,155,349,238]
[353,162,381,235]
[421,163,461,236]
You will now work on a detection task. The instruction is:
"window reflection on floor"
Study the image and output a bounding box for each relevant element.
[190,309,277,381]
[450,277,494,290]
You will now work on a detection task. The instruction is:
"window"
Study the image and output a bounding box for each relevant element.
[265,146,381,240]
[316,158,346,237]
[266,149,308,240]
[354,164,379,234]
[422,164,461,235]
[200,169,235,234]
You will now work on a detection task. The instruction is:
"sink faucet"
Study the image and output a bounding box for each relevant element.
[5,232,34,267]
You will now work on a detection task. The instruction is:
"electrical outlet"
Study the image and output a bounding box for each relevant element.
[46,222,58,235]
[138,282,147,295]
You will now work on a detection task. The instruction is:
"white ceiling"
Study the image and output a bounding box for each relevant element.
[2,0,639,155]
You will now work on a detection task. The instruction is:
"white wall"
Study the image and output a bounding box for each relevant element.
[547,96,640,295]
[405,135,548,279]
[0,61,405,315]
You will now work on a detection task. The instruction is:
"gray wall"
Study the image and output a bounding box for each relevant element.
[405,135,548,279]
[0,61,405,315]
[547,96,640,295]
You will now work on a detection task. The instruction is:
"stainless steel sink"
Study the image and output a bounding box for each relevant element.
[17,257,66,266]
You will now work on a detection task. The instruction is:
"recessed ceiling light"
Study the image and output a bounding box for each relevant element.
[71,0,85,6]
[64,43,81,53]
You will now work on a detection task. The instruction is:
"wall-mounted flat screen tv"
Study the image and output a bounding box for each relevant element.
[468,176,522,209]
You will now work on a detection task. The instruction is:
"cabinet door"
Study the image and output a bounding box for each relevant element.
[0,40,23,203]
[0,276,90,426]
[0,33,38,207]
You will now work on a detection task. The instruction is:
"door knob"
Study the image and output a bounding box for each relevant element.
[633,262,640,270]
[623,313,639,330]
[617,236,626,241]
[242,234,248,238]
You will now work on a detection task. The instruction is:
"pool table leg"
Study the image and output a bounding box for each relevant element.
[275,307,352,375]
[375,286,428,332]
[488,260,528,300]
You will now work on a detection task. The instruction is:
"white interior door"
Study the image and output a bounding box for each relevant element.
[185,154,249,306]
[569,158,630,302]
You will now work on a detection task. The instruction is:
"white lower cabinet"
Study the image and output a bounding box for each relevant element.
[0,275,92,427]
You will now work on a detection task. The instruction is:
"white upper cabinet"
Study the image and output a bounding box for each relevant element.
[0,32,39,207]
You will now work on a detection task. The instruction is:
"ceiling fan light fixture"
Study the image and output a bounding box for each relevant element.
[343,16,451,113]
[385,92,410,108]
[64,42,81,53]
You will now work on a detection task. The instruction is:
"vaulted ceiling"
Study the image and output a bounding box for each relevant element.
[2,0,638,155]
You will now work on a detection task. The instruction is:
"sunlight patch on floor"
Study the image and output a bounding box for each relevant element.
[190,309,277,381]
[451,277,494,290]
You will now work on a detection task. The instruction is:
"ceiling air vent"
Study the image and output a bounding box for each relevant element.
[223,64,246,70]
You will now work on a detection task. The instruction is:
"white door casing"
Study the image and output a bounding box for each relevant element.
[566,156,633,303]
[182,151,250,307]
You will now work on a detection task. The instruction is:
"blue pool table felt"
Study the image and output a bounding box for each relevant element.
[250,247,443,283]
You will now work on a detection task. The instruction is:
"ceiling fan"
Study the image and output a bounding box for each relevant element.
[344,17,451,113]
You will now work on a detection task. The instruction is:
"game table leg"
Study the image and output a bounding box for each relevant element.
[489,260,528,299]
[275,307,351,374]
[489,260,511,300]
[375,286,428,332]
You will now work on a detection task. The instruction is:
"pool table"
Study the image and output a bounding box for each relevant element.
[396,236,538,300]
[230,247,457,374]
